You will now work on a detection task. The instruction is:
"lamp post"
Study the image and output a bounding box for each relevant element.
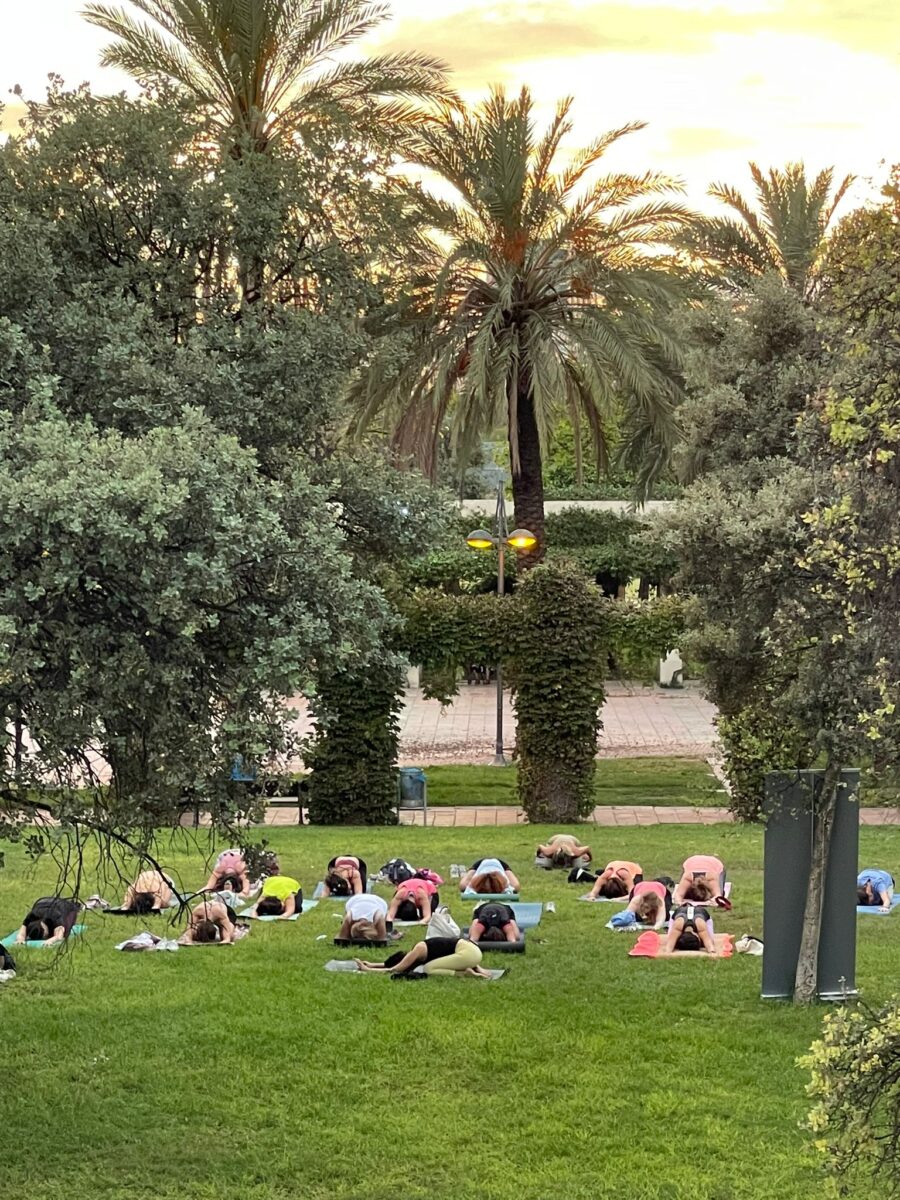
[466,483,537,765]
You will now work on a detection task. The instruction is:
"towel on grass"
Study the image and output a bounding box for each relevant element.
[629,931,733,959]
[857,896,900,915]
[313,881,376,900]
[324,960,505,980]
[115,931,180,952]
[2,925,86,949]
[237,899,318,921]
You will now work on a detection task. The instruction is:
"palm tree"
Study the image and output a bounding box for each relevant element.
[83,0,451,155]
[352,87,693,560]
[682,162,853,297]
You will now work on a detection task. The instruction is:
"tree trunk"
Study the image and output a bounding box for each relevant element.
[793,757,842,1004]
[509,375,546,567]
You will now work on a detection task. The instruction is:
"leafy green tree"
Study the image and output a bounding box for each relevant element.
[0,391,391,849]
[662,265,883,1003]
[353,87,693,560]
[681,161,853,297]
[83,0,451,155]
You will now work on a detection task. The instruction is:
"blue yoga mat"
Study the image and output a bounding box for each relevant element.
[2,924,86,948]
[508,902,542,929]
[313,881,376,900]
[461,891,520,902]
[858,896,900,915]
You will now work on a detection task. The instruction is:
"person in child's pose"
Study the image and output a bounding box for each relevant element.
[458,858,520,895]
[610,879,673,929]
[246,875,302,919]
[203,849,252,898]
[665,903,717,955]
[338,893,390,942]
[119,870,176,914]
[15,897,82,946]
[322,856,367,897]
[589,860,643,900]
[178,898,237,945]
[387,877,439,924]
[672,855,727,905]
[535,834,592,868]
[468,901,521,944]
[857,869,895,911]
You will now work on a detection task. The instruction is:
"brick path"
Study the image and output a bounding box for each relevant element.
[255,804,900,827]
[287,680,718,765]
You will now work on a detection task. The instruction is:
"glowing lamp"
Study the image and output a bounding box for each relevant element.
[507,528,537,551]
[466,529,496,550]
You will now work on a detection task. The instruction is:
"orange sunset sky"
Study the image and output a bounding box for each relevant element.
[1,0,897,209]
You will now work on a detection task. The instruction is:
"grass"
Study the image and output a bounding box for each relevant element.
[2,823,898,1200]
[423,756,724,806]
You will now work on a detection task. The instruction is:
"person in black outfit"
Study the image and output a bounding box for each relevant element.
[15,897,82,946]
[354,936,492,978]
[469,902,521,944]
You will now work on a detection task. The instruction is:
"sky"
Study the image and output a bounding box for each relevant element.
[0,0,897,211]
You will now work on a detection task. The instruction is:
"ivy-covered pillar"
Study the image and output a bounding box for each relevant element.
[305,659,405,825]
[508,564,606,822]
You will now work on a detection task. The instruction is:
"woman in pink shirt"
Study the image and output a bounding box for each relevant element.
[387,877,439,924]
[672,854,726,904]
[589,860,643,900]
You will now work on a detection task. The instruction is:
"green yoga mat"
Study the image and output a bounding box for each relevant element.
[2,924,86,949]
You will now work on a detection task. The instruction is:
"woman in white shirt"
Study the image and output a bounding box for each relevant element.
[337,892,389,941]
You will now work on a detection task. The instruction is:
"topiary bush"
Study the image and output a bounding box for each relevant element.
[305,660,405,825]
[506,564,607,822]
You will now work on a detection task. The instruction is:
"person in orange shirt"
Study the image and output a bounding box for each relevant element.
[589,860,643,900]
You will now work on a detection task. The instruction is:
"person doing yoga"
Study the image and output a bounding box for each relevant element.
[387,876,439,924]
[535,834,592,868]
[338,893,390,941]
[857,868,895,910]
[322,855,367,896]
[120,870,176,914]
[15,897,82,946]
[469,901,521,944]
[665,902,717,955]
[355,936,492,978]
[610,879,673,928]
[672,854,726,905]
[249,874,302,918]
[178,898,237,945]
[589,860,643,900]
[458,857,520,895]
[203,849,252,898]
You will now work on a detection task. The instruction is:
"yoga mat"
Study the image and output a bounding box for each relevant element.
[578,894,626,904]
[509,902,542,929]
[313,881,376,900]
[606,919,657,933]
[237,899,318,921]
[629,931,733,959]
[460,891,520,902]
[323,960,505,980]
[461,929,525,953]
[857,895,900,915]
[2,925,86,949]
[333,933,401,947]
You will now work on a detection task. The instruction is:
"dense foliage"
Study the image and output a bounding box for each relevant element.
[803,999,900,1194]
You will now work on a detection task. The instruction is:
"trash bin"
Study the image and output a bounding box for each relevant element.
[398,767,428,824]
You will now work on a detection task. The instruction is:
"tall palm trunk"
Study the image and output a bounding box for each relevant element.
[510,372,546,567]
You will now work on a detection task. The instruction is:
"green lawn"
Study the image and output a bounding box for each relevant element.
[2,824,898,1200]
[423,756,724,806]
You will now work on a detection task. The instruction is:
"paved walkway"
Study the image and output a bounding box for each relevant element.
[287,681,718,764]
[255,804,900,827]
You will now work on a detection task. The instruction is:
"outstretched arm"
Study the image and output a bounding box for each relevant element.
[697,918,717,955]
[338,916,352,938]
[671,873,690,905]
[14,924,28,945]
[350,870,363,896]
[458,871,475,892]
[280,895,297,919]
[505,871,520,891]
[505,921,521,943]
[664,919,683,954]
[386,894,402,920]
